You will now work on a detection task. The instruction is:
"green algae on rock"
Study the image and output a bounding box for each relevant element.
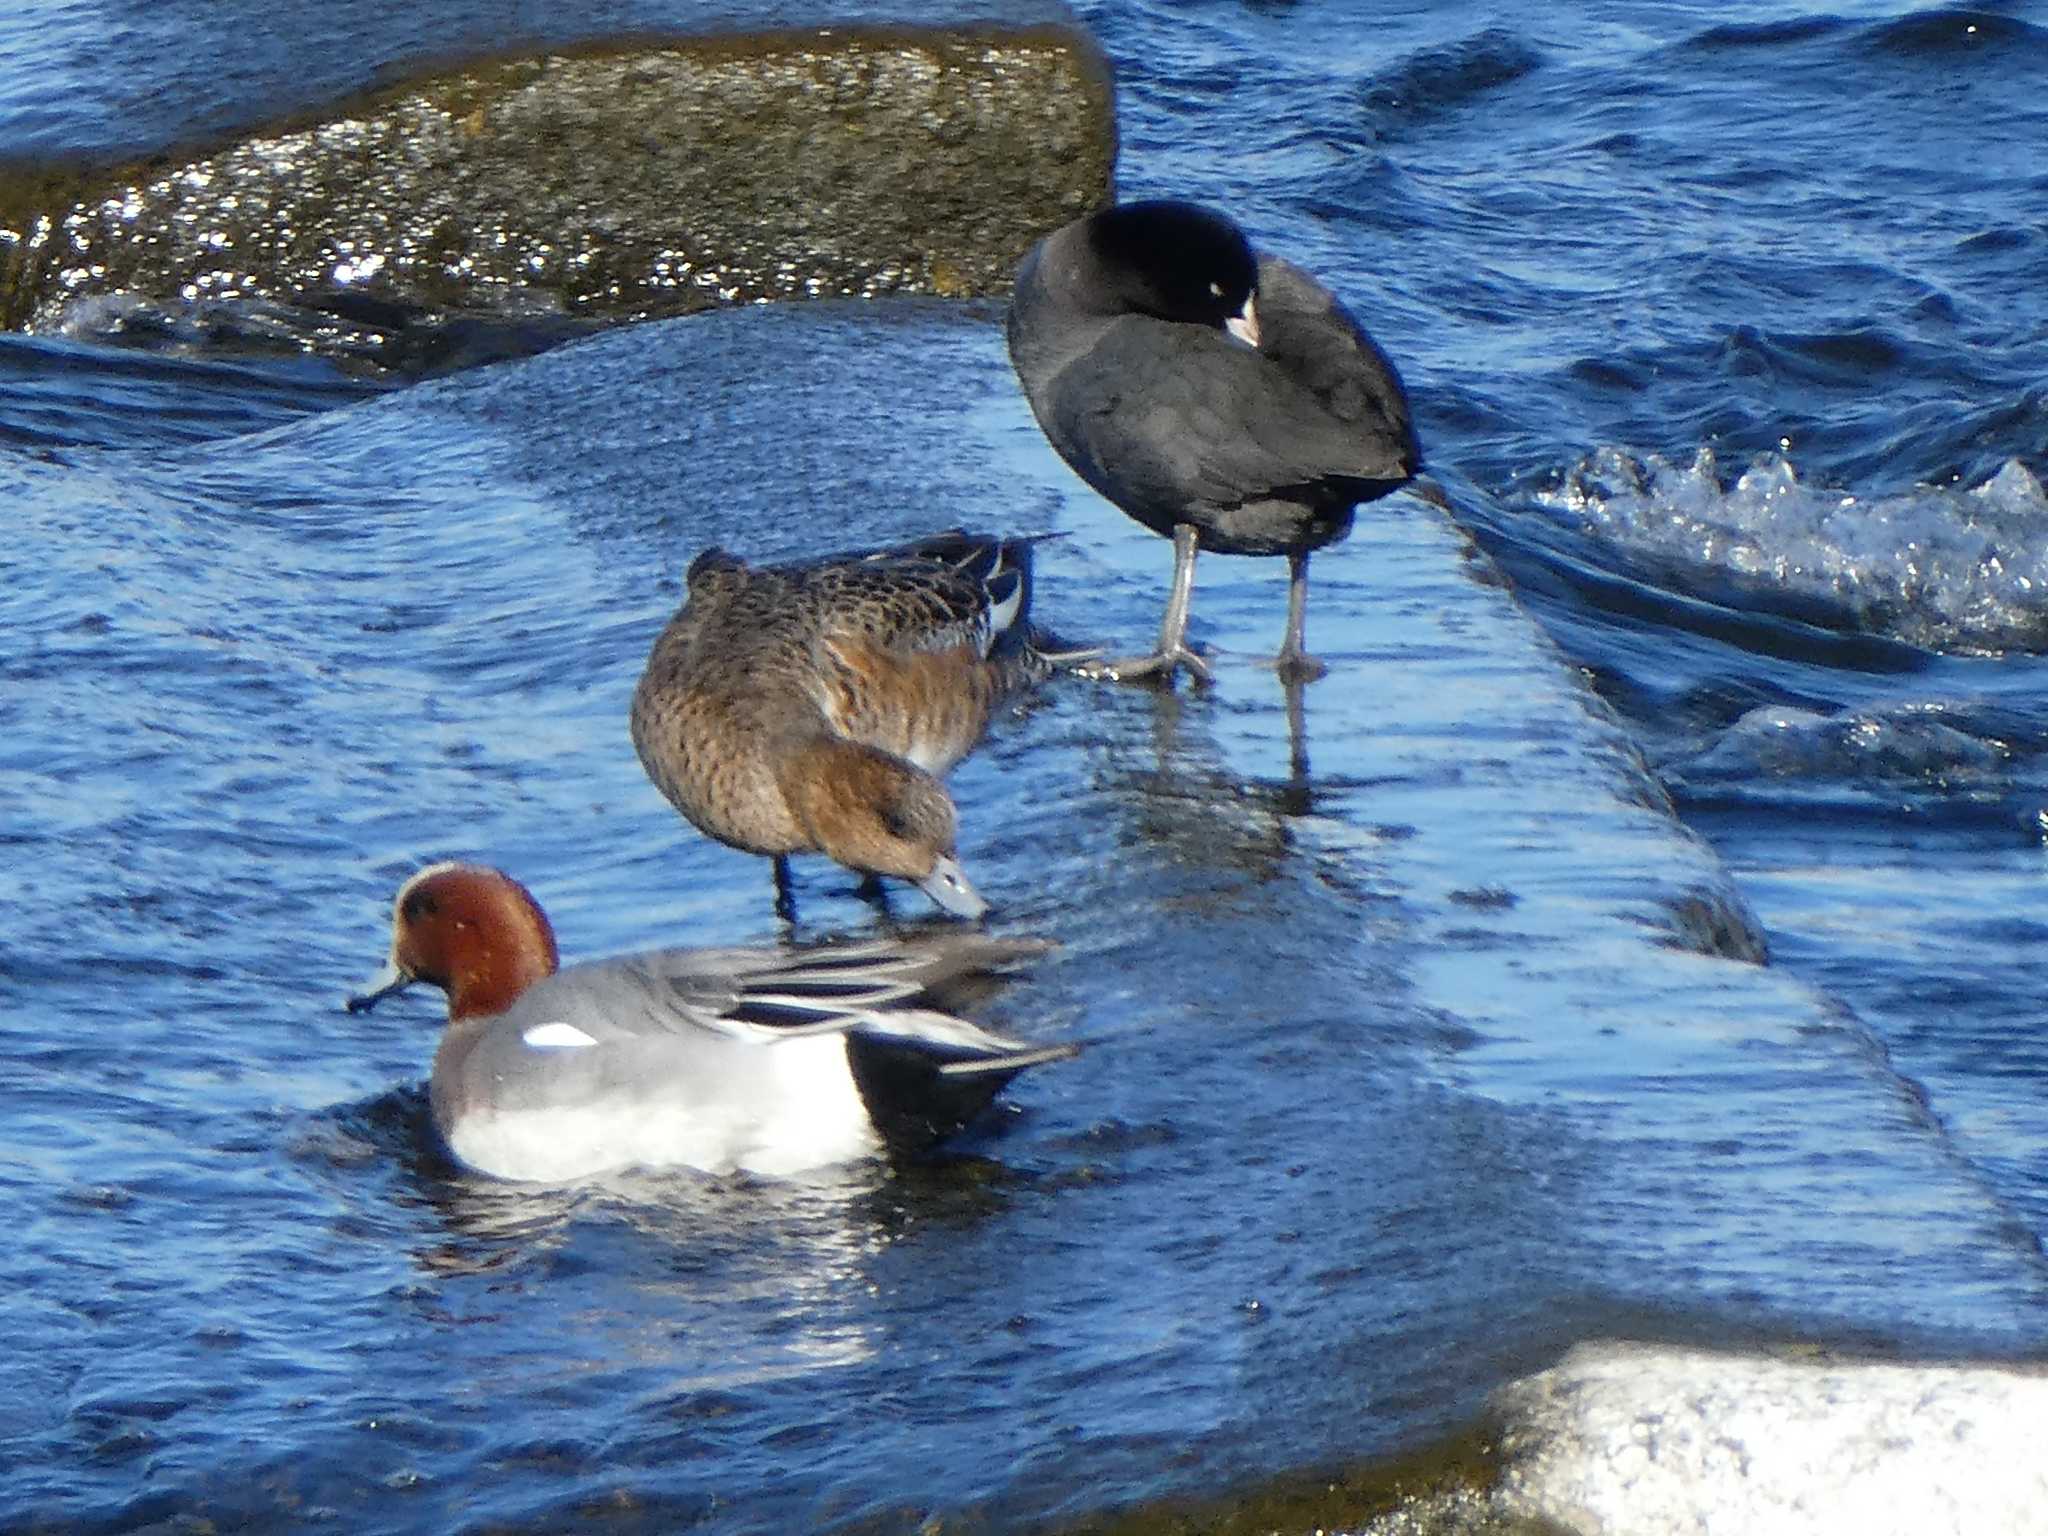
[0,25,1114,338]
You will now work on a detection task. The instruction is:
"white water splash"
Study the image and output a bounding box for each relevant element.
[1675,702,2011,789]
[1537,447,2048,654]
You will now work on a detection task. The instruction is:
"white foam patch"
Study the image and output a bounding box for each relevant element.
[1537,447,2048,654]
[1492,1342,2048,1535]
[1673,701,2011,788]
[521,1021,598,1050]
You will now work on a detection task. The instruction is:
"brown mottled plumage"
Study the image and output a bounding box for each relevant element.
[631,530,1081,918]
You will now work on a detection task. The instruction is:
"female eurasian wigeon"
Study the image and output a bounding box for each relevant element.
[345,863,1077,1182]
[630,529,1085,919]
[1007,199,1420,683]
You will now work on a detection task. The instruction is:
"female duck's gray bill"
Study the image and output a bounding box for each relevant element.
[919,855,990,919]
[345,956,416,1014]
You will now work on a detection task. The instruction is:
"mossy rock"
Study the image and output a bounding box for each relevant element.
[0,24,1115,340]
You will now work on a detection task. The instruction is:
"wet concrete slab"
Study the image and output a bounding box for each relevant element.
[351,298,2048,1532]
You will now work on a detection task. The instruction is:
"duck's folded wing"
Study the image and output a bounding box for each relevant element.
[461,970,868,1126]
[574,946,908,1043]
[845,1006,1079,1071]
[525,938,1056,1052]
[810,559,1008,663]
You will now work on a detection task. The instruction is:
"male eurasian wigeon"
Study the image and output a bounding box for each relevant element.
[630,529,1085,919]
[1007,199,1420,684]
[345,863,1077,1181]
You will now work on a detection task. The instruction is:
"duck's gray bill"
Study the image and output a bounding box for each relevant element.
[919,855,990,920]
[345,957,414,1014]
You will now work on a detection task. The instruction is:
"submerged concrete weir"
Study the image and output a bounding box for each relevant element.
[0,24,1113,338]
[389,300,2048,1536]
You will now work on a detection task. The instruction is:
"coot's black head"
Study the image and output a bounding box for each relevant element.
[1086,199,1259,330]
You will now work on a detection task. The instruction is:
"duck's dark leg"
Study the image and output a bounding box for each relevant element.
[772,856,799,925]
[1272,549,1329,684]
[852,873,899,919]
[1096,524,1214,685]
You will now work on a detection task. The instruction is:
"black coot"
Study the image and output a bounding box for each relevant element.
[1007,199,1420,683]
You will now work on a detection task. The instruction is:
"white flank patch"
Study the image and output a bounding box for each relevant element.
[521,1020,598,1050]
[984,572,1024,639]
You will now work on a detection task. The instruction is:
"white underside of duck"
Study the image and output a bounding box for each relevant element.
[434,1033,882,1182]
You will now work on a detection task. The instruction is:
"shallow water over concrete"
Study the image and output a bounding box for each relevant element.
[9,304,2044,1531]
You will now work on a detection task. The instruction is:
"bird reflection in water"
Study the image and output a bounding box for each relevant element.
[1106,677,1326,912]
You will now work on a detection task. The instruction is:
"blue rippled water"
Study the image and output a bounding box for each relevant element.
[1102,0,2048,1246]
[5,1,2047,1531]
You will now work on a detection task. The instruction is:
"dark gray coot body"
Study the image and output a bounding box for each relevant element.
[1007,199,1420,681]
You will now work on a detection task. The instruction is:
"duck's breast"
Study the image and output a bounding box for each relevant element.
[632,608,821,853]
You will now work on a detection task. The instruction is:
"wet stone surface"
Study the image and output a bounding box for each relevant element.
[0,25,1113,340]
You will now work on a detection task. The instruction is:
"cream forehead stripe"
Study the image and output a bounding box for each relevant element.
[393,860,469,920]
